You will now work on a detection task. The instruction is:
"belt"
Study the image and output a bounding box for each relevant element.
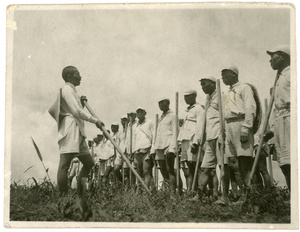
[225,115,245,123]
[186,119,196,123]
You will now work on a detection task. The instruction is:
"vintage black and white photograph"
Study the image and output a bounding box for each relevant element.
[4,2,298,229]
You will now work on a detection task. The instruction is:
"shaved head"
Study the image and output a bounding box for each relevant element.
[62,66,77,82]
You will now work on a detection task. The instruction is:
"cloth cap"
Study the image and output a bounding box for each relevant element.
[222,65,239,75]
[184,89,197,96]
[158,97,170,102]
[97,132,103,136]
[121,114,127,119]
[127,110,136,114]
[267,44,290,56]
[136,106,146,112]
[111,122,119,126]
[199,76,217,83]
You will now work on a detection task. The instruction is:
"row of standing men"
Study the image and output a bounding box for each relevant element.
[67,45,290,204]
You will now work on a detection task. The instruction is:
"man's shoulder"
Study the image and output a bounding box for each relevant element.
[62,83,75,94]
[280,66,290,79]
[237,82,253,93]
[194,103,205,112]
[166,110,176,118]
[282,66,290,73]
[145,119,154,126]
[237,82,248,88]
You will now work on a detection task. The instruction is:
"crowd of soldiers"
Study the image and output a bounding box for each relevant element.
[50,44,290,219]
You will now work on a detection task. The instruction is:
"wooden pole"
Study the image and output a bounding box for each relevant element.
[122,166,125,185]
[217,80,226,199]
[175,92,180,194]
[83,102,151,194]
[129,116,133,187]
[265,98,274,185]
[98,160,102,186]
[154,114,159,190]
[191,100,208,192]
[123,120,128,185]
[248,77,277,186]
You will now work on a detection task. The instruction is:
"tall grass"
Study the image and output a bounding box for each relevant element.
[30,137,54,189]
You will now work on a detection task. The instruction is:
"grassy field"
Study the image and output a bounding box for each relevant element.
[9,178,291,223]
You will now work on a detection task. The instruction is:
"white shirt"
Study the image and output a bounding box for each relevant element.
[177,103,205,144]
[152,110,177,153]
[118,128,127,153]
[205,91,221,141]
[59,83,97,140]
[112,131,120,146]
[224,82,256,133]
[98,139,114,160]
[274,66,290,118]
[133,119,154,152]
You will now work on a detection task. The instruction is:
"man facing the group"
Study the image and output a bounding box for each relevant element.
[49,66,104,220]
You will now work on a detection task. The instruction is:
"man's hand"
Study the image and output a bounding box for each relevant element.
[190,143,199,154]
[166,152,175,159]
[263,131,274,142]
[96,120,105,130]
[80,95,88,107]
[240,131,249,143]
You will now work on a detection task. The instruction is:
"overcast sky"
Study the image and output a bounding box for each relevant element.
[6,3,292,186]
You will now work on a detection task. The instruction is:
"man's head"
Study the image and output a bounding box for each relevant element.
[184,89,197,105]
[136,107,146,122]
[111,123,119,133]
[127,111,136,122]
[98,134,103,142]
[221,65,239,86]
[62,66,81,86]
[267,45,290,71]
[158,98,170,112]
[94,132,103,143]
[120,115,128,127]
[199,76,216,95]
